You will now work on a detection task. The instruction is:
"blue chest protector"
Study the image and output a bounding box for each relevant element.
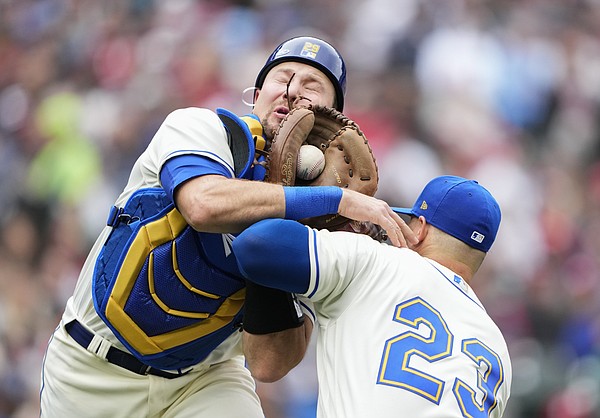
[92,188,246,370]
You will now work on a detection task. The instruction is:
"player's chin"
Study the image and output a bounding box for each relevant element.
[263,116,282,139]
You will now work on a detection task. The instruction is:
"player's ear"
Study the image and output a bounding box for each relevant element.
[416,216,429,241]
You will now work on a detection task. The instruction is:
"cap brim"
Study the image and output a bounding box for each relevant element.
[391,207,414,216]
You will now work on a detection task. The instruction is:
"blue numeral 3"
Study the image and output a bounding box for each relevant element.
[453,339,504,417]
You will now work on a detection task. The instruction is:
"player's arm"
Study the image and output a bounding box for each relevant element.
[232,218,315,381]
[161,154,415,244]
[174,174,286,232]
[176,175,415,247]
[242,316,314,383]
[241,282,314,382]
[160,155,283,232]
[233,218,313,293]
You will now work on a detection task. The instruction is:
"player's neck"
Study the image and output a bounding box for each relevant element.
[424,253,474,285]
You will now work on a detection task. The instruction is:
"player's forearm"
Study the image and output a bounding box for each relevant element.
[175,175,286,233]
[175,175,344,234]
[242,319,313,383]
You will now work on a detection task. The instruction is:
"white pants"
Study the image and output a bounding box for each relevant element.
[40,323,264,418]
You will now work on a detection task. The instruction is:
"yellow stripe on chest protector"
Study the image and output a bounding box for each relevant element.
[240,116,266,152]
[170,241,221,299]
[104,208,245,355]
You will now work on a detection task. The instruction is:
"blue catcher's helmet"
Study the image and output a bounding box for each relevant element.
[255,36,347,111]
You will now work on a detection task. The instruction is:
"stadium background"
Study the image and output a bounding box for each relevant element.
[0,1,599,417]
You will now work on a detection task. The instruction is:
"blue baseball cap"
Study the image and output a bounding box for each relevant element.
[392,175,501,252]
[255,36,347,111]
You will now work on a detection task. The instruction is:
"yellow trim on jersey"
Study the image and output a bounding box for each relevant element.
[104,208,245,355]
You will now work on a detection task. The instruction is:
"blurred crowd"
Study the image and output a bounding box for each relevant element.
[0,0,599,417]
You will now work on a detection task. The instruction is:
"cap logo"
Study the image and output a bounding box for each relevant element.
[471,231,485,244]
[300,42,320,59]
[419,200,428,210]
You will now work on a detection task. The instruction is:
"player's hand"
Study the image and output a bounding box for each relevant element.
[338,189,418,248]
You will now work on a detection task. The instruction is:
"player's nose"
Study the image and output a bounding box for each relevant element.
[283,76,300,101]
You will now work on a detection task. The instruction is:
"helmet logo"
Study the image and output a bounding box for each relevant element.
[300,42,320,59]
[279,48,290,56]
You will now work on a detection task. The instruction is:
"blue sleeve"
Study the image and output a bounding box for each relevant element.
[160,154,232,202]
[232,219,311,294]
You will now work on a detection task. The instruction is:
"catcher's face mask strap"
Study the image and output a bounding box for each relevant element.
[216,108,255,178]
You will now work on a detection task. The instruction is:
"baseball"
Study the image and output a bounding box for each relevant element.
[297,144,325,180]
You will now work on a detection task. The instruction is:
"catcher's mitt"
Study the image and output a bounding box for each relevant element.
[265,104,381,236]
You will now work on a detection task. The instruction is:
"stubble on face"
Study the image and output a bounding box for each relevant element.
[257,104,284,143]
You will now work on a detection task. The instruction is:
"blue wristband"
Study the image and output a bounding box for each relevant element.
[283,186,343,220]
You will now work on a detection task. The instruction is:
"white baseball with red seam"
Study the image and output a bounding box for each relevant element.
[296,144,325,180]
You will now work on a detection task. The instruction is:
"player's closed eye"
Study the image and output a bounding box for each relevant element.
[302,83,321,93]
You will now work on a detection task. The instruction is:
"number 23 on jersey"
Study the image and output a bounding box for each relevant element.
[377,297,506,417]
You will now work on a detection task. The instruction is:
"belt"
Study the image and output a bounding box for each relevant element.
[65,320,190,379]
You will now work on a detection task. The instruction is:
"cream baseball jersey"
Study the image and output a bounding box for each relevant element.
[233,219,513,418]
[63,107,247,367]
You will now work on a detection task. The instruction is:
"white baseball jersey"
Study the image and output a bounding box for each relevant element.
[233,220,512,418]
[41,108,264,418]
[305,229,512,418]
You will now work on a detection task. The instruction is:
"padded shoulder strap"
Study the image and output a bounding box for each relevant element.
[217,108,256,178]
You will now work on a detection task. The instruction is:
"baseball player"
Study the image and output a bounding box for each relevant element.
[234,175,513,417]
[39,36,415,418]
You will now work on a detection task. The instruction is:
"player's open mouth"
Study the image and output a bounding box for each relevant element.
[274,106,289,118]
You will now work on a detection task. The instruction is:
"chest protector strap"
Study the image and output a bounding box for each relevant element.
[92,188,245,370]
